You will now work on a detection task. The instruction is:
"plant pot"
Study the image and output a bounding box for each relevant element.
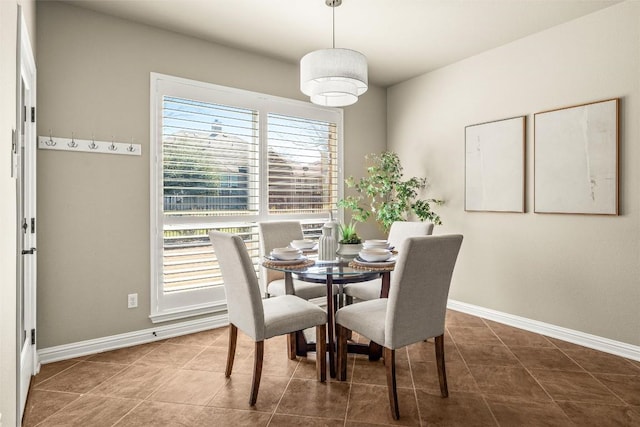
[336,243,362,260]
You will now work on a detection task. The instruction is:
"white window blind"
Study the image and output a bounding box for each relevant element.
[150,73,342,322]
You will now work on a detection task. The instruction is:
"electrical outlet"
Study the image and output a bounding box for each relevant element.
[127,293,138,309]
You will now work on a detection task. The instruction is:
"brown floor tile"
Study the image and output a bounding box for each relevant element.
[183,344,251,373]
[345,422,398,427]
[37,394,139,427]
[134,343,205,368]
[411,360,479,393]
[27,319,639,427]
[351,357,413,388]
[85,342,161,364]
[32,358,84,386]
[456,344,520,367]
[406,339,461,364]
[165,327,227,346]
[562,348,640,375]
[557,401,640,427]
[89,365,177,399]
[529,369,623,404]
[34,361,126,394]
[113,400,203,426]
[448,326,502,346]
[347,383,420,426]
[191,407,271,427]
[446,310,488,328]
[22,390,80,427]
[148,368,227,405]
[509,346,584,371]
[293,354,345,382]
[234,348,300,378]
[192,406,271,426]
[416,389,496,426]
[269,414,346,426]
[208,372,288,412]
[485,321,555,348]
[468,365,551,402]
[277,378,350,419]
[546,337,591,351]
[485,395,571,426]
[593,373,640,406]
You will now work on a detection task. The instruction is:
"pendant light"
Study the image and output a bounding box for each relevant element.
[300,0,368,107]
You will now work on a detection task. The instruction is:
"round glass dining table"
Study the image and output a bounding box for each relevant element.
[263,259,394,378]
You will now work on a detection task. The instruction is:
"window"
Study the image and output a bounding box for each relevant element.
[150,73,342,322]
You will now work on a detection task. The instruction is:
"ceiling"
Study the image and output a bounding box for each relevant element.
[61,0,621,87]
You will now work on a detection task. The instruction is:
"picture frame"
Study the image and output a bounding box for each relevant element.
[465,116,526,212]
[534,98,619,215]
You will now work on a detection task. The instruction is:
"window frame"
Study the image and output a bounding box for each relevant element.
[150,72,344,323]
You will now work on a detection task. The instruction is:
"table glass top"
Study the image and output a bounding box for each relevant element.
[263,259,392,276]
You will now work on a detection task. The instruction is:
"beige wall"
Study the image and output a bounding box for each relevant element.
[36,1,386,348]
[388,1,640,346]
[1,0,36,424]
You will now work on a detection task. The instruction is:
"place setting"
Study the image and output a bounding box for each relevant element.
[262,245,315,268]
[349,239,397,270]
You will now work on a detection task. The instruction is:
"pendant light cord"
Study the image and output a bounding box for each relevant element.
[332,4,336,49]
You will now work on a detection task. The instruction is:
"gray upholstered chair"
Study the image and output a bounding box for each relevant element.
[336,234,463,419]
[208,231,327,406]
[258,220,337,299]
[343,221,434,302]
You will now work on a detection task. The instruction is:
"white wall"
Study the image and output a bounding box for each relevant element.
[36,1,386,348]
[0,0,36,425]
[388,1,640,346]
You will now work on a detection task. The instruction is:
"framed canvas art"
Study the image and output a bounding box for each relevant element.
[465,116,525,212]
[534,98,619,215]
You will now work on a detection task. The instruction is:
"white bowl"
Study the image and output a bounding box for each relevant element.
[359,248,392,262]
[271,247,302,260]
[290,239,316,250]
[363,239,390,249]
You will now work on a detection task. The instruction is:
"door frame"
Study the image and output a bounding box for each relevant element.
[16,5,37,421]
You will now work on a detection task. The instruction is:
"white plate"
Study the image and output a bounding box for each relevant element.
[353,256,396,268]
[264,255,308,265]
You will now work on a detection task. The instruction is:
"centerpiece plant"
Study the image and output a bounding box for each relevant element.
[338,221,361,244]
[338,151,444,234]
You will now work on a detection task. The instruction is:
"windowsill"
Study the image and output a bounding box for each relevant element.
[149,301,228,323]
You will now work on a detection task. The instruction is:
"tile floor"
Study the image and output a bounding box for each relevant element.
[24,310,640,426]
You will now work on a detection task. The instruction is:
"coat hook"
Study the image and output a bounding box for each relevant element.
[108,136,117,151]
[89,134,98,150]
[68,132,78,148]
[127,138,135,152]
[46,130,56,146]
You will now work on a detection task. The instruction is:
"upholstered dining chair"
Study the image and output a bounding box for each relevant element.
[258,220,338,300]
[336,234,463,419]
[208,231,327,406]
[343,221,434,302]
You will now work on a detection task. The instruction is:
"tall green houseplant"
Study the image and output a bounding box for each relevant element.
[339,151,443,233]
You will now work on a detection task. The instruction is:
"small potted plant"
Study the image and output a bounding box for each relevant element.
[336,221,362,259]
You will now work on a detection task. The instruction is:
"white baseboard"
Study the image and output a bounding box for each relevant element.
[37,314,229,365]
[38,301,640,367]
[448,299,640,362]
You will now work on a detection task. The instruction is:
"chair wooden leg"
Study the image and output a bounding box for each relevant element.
[249,341,264,406]
[384,347,400,420]
[225,324,238,378]
[336,324,349,381]
[316,324,326,382]
[435,334,449,398]
[288,332,297,360]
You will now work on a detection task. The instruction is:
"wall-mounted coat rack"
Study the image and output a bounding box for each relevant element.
[38,134,141,156]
